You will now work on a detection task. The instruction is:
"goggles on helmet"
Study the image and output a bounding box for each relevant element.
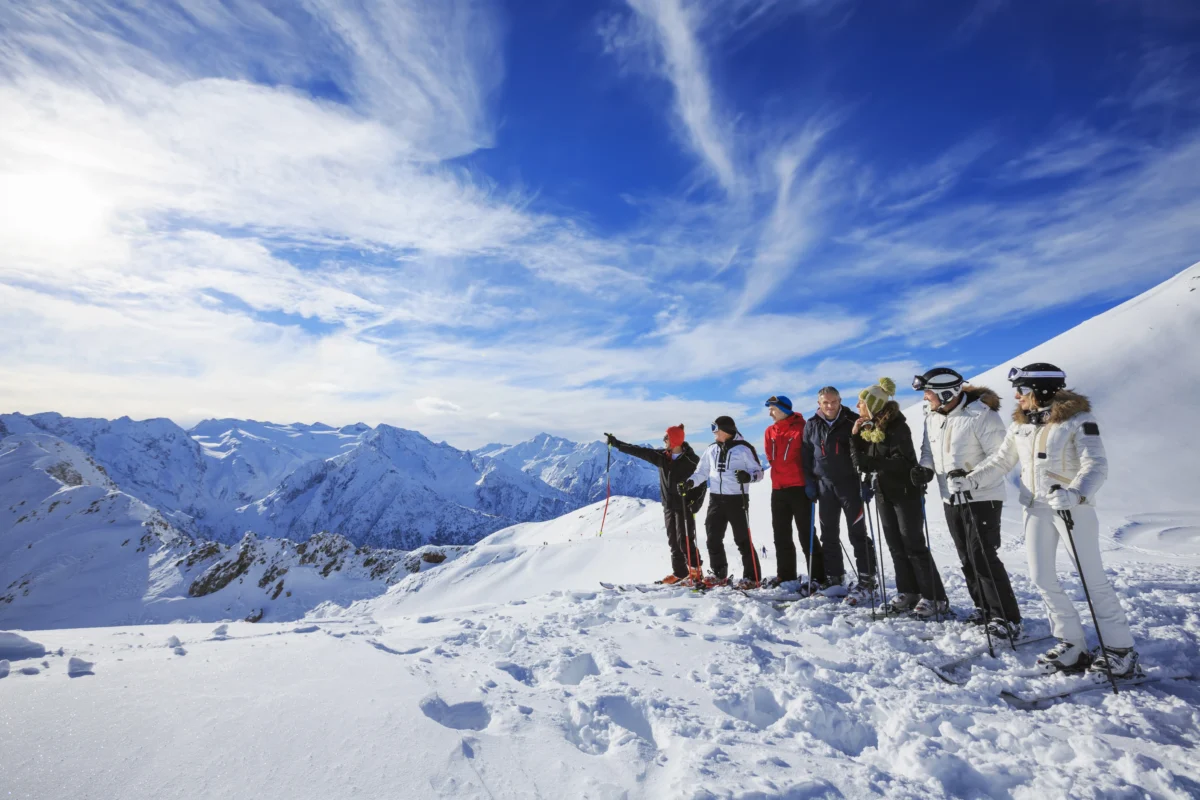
[1008,366,1067,384]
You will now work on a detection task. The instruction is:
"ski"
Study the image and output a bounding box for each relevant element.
[1000,670,1193,709]
[599,580,710,594]
[922,634,1056,685]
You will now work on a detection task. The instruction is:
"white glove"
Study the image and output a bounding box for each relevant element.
[947,474,976,495]
[1049,486,1081,511]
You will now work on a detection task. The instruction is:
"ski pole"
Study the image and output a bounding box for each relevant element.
[947,472,994,657]
[920,496,945,623]
[807,499,817,596]
[1052,485,1119,695]
[869,484,889,614]
[742,484,760,588]
[679,482,702,585]
[959,496,1018,652]
[598,440,612,537]
[863,492,883,617]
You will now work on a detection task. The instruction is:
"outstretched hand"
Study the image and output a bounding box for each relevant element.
[604,433,618,447]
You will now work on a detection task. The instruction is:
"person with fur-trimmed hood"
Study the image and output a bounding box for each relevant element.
[958,364,1138,677]
[912,368,1023,639]
[606,426,707,585]
[685,416,764,589]
[850,379,948,617]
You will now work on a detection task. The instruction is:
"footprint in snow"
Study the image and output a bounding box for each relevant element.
[555,652,601,685]
[419,695,492,731]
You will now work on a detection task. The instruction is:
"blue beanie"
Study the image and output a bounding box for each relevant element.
[765,395,793,415]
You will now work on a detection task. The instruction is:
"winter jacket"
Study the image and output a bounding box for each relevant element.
[919,386,1008,505]
[610,438,707,513]
[801,405,859,488]
[848,404,920,504]
[689,434,764,496]
[764,413,807,490]
[968,391,1107,508]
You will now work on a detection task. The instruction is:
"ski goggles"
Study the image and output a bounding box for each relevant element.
[1007,367,1067,383]
[911,373,963,392]
[1015,385,1036,396]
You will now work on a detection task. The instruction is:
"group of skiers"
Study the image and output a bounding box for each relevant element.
[605,363,1139,680]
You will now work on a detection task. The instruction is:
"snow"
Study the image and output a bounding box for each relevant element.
[1,265,1199,798]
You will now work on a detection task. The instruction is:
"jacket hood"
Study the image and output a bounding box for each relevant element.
[1013,389,1091,424]
[963,385,1001,411]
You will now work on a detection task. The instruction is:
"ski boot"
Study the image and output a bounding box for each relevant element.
[888,592,919,614]
[913,598,951,620]
[1036,639,1090,674]
[986,618,1023,641]
[819,575,847,598]
[1089,646,1139,679]
[844,578,877,607]
[659,574,683,585]
[733,578,759,591]
[963,608,987,626]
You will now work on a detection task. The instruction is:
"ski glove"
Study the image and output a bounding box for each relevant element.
[946,474,977,495]
[735,470,752,484]
[684,478,697,491]
[860,481,874,504]
[805,484,819,501]
[1049,486,1082,511]
[605,433,618,447]
[910,465,935,486]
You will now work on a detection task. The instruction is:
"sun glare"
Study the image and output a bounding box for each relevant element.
[0,170,113,253]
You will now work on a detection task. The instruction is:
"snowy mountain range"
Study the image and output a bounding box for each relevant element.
[0,414,660,548]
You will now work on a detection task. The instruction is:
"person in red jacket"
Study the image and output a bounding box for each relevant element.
[764,395,825,590]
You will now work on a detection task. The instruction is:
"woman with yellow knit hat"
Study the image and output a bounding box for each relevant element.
[850,379,949,618]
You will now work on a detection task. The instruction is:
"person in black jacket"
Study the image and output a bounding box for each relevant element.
[850,379,948,618]
[801,387,877,599]
[605,425,706,584]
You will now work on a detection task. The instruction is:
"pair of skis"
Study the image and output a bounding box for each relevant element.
[923,635,1192,707]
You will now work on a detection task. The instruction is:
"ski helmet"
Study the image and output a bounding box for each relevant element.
[912,368,964,404]
[1008,363,1066,402]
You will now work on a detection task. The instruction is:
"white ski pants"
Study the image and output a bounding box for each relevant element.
[1025,504,1134,649]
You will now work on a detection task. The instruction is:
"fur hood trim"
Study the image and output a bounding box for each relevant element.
[963,385,1000,411]
[1013,389,1091,424]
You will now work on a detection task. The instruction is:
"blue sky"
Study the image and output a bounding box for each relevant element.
[0,0,1197,448]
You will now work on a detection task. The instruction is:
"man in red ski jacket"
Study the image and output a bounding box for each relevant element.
[764,395,825,588]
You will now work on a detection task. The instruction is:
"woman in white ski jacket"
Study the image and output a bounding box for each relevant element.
[913,368,1022,634]
[958,363,1137,677]
[686,416,763,588]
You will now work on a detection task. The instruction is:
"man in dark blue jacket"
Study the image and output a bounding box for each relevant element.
[801,386,877,599]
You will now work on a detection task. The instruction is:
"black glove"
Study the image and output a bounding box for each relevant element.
[910,466,935,487]
[805,484,819,501]
[684,478,696,491]
[860,480,874,504]
[735,469,752,484]
[605,433,618,447]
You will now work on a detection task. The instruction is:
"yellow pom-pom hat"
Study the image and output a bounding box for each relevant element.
[859,377,896,418]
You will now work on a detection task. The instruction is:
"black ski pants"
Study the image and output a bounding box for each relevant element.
[771,487,824,583]
[663,504,702,578]
[875,493,945,602]
[943,500,1022,623]
[706,493,761,582]
[817,479,875,583]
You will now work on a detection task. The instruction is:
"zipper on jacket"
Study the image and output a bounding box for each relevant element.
[783,441,791,461]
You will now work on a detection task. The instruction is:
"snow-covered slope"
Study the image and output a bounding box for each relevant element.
[239,425,575,549]
[476,432,661,504]
[0,432,465,629]
[3,484,1197,798]
[906,262,1200,517]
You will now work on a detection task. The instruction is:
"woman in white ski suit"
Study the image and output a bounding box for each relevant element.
[963,388,1135,659]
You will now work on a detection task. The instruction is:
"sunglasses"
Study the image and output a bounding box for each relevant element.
[1016,385,1036,396]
